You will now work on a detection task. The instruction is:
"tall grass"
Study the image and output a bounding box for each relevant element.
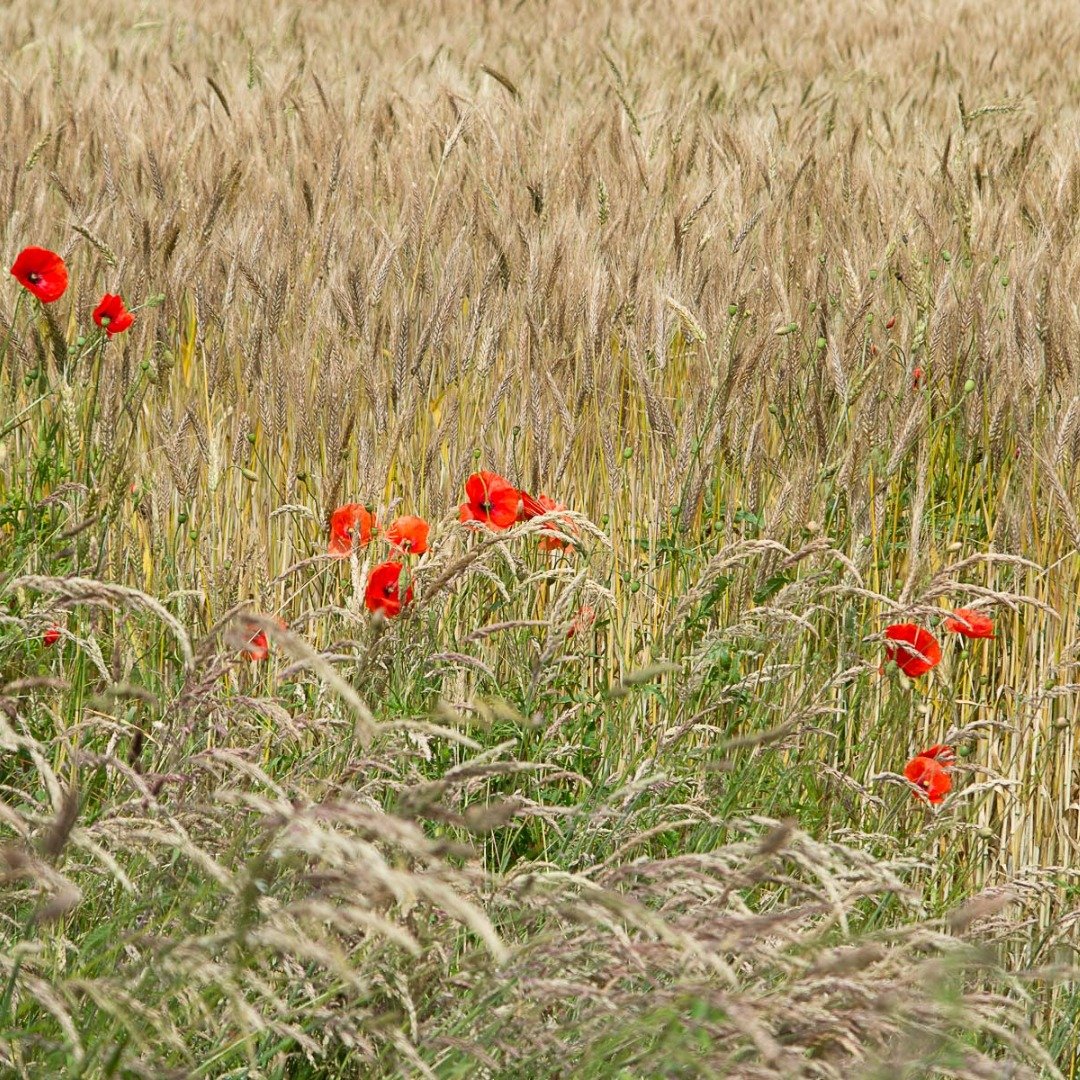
[2,0,1080,1074]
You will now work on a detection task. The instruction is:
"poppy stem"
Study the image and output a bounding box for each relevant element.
[82,335,108,490]
[251,445,287,501]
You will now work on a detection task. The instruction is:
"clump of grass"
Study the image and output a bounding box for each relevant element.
[0,637,1064,1075]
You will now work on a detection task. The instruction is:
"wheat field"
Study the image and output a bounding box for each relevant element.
[3,0,1080,1075]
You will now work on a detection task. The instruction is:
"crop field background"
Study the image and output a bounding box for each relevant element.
[3,0,1080,1076]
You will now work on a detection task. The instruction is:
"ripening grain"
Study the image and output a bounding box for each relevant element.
[2,0,1080,1075]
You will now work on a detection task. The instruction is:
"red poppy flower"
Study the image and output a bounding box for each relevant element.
[43,624,62,648]
[385,515,429,555]
[912,366,924,388]
[518,491,547,522]
[329,503,375,556]
[92,293,135,336]
[237,616,285,661]
[919,743,957,765]
[532,494,575,552]
[365,560,413,617]
[903,745,955,804]
[883,623,941,678]
[244,629,269,661]
[566,604,596,639]
[459,471,519,530]
[10,247,68,303]
[943,608,994,639]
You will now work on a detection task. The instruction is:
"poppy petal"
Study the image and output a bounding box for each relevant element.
[461,471,518,531]
[519,491,547,520]
[329,504,375,556]
[386,515,430,555]
[883,623,941,678]
[903,750,954,804]
[943,608,994,639]
[365,560,414,617]
[93,294,136,336]
[11,247,68,303]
